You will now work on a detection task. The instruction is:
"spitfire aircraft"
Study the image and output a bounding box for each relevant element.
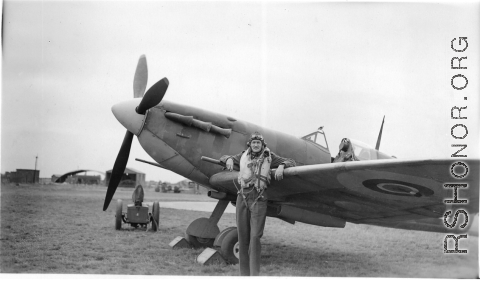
[104,55,478,262]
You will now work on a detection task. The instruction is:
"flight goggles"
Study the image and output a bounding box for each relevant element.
[247,132,267,147]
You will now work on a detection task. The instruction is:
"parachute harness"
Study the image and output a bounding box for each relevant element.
[233,150,270,210]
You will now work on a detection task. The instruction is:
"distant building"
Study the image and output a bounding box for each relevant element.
[1,174,8,184]
[4,169,40,184]
[105,167,145,188]
[189,181,202,194]
[51,174,62,183]
[64,174,101,185]
[147,180,158,188]
[39,178,52,184]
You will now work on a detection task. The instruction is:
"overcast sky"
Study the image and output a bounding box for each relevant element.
[2,1,479,183]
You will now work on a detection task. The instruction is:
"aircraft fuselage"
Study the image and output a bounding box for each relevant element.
[136,100,331,188]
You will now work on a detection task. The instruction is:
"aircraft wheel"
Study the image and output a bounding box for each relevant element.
[115,199,122,230]
[213,227,237,247]
[152,202,160,231]
[185,232,214,248]
[220,229,239,264]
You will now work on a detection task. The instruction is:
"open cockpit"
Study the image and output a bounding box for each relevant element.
[333,138,393,162]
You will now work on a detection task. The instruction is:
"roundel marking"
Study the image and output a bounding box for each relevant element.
[377,183,419,195]
[362,179,434,197]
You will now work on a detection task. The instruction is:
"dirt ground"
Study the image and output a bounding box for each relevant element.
[1,183,478,277]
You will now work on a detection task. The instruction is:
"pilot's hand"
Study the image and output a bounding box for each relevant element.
[275,165,285,181]
[226,158,234,171]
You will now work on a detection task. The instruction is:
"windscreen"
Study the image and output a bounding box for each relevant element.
[350,139,393,160]
[301,131,328,150]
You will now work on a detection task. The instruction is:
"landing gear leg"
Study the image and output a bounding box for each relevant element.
[185,199,229,248]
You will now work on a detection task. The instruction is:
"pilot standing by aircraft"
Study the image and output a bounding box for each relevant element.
[220,132,295,276]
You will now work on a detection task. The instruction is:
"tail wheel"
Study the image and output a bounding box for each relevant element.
[115,199,123,230]
[220,228,239,264]
[152,202,160,231]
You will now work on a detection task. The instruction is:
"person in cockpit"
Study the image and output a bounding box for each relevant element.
[333,138,358,162]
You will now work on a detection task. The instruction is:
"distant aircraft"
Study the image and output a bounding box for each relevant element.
[103,55,478,261]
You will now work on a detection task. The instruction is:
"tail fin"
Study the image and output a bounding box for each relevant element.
[375,116,385,151]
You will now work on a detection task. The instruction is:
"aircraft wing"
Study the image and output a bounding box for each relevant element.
[209,159,479,233]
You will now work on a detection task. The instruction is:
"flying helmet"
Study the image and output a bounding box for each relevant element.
[247,131,267,148]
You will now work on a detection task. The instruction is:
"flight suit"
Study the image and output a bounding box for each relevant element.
[221,150,295,276]
[236,186,267,275]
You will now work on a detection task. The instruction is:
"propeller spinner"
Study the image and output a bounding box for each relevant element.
[103,55,169,211]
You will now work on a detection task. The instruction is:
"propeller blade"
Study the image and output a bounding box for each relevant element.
[103,131,134,211]
[375,116,385,151]
[133,55,148,98]
[136,77,169,114]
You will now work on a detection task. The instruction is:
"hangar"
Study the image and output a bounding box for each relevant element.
[105,167,145,188]
[54,170,104,185]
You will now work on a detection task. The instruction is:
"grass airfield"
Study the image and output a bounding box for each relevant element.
[1,183,478,277]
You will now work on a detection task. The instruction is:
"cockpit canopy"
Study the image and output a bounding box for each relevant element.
[333,138,393,162]
[349,139,393,160]
[301,127,329,151]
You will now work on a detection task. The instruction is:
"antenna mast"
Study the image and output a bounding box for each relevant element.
[34,155,38,184]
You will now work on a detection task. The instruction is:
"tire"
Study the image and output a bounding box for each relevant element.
[115,199,123,230]
[213,226,237,247]
[185,232,214,248]
[220,228,239,264]
[152,202,160,231]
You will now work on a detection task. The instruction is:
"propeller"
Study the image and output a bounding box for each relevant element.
[103,55,169,211]
[103,131,134,211]
[133,55,148,98]
[136,77,169,114]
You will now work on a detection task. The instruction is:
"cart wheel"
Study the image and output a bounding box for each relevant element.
[152,201,160,231]
[115,199,123,230]
[220,228,239,264]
